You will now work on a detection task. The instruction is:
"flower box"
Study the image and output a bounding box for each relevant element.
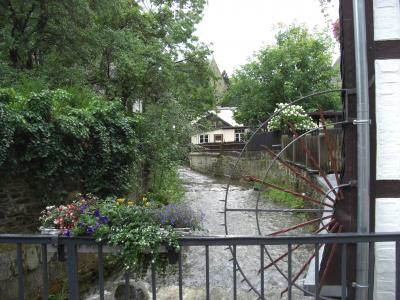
[39,227,192,260]
[39,194,201,271]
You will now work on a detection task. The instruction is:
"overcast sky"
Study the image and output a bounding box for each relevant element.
[195,0,339,75]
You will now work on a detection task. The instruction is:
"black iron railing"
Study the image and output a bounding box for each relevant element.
[1,232,400,300]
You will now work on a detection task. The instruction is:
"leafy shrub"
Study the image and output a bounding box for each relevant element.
[0,88,138,201]
[146,167,185,205]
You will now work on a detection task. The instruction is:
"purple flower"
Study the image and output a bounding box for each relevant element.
[63,229,71,237]
[86,225,95,234]
[156,203,203,229]
[93,208,100,218]
[80,203,89,212]
[100,216,109,224]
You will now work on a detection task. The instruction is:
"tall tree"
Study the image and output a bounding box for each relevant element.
[0,0,215,199]
[0,0,213,112]
[221,24,340,127]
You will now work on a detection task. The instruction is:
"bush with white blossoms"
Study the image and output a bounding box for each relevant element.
[267,103,317,132]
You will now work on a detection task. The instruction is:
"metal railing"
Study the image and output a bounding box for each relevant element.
[1,232,400,300]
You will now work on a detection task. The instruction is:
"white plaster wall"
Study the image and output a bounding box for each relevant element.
[375,59,400,180]
[191,128,236,144]
[222,129,235,142]
[374,198,400,300]
[374,58,400,300]
[374,0,400,41]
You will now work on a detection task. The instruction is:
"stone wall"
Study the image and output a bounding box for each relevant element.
[189,151,311,193]
[0,244,102,300]
[0,176,43,233]
[0,176,101,299]
[189,152,223,177]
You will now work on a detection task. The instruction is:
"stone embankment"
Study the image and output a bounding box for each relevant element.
[189,151,313,193]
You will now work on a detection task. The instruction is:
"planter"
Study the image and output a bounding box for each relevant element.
[39,227,191,262]
[172,227,192,236]
[39,227,60,235]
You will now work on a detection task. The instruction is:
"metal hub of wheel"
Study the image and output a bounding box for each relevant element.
[222,90,351,299]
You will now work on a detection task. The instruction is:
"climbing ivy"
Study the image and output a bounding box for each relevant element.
[0,88,139,201]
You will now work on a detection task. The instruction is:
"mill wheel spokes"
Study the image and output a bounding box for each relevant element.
[222,90,349,299]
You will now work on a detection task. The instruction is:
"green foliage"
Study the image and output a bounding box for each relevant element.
[264,188,304,209]
[222,24,340,127]
[136,100,201,202]
[0,0,217,209]
[0,0,213,109]
[146,168,185,205]
[0,0,214,205]
[0,88,138,200]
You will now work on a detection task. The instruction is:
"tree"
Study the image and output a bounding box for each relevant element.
[0,0,215,200]
[221,25,340,127]
[0,0,213,110]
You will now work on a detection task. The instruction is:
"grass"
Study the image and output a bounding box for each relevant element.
[49,284,67,300]
[264,188,304,209]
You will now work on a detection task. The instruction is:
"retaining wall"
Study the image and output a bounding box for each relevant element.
[189,151,313,193]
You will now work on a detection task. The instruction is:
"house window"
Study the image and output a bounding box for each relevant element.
[199,134,209,144]
[235,129,245,142]
[214,134,223,142]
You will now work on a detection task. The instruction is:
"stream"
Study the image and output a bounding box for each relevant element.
[86,167,314,299]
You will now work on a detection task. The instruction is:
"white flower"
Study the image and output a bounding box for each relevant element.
[268,103,317,131]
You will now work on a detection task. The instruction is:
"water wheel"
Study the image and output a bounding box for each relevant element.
[223,90,350,299]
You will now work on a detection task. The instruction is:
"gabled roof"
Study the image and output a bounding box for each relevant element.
[209,107,243,127]
[191,107,245,128]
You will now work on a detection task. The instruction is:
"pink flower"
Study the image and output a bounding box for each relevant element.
[67,204,76,210]
[332,19,340,42]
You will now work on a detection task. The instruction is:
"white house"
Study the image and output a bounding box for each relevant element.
[372,1,400,299]
[191,107,248,145]
[333,1,400,299]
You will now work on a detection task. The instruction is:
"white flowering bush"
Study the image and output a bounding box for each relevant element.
[267,103,317,132]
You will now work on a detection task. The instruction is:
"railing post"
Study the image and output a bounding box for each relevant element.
[288,243,292,300]
[341,244,347,300]
[396,241,400,299]
[260,245,265,299]
[205,245,210,300]
[178,248,183,300]
[42,244,49,300]
[17,243,24,300]
[314,243,319,298]
[98,244,104,300]
[66,242,79,300]
[124,271,130,300]
[151,263,157,300]
[232,245,237,300]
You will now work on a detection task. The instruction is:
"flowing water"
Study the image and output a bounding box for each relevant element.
[85,167,314,299]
